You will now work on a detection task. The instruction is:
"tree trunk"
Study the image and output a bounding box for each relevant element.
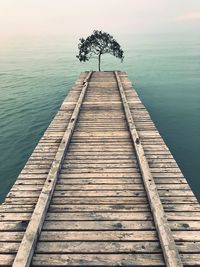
[98,54,101,71]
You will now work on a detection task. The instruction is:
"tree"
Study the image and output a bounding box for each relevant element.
[76,30,124,71]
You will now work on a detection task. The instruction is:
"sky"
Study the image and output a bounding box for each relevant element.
[0,0,200,40]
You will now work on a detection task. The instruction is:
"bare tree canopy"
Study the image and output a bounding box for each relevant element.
[76,30,124,71]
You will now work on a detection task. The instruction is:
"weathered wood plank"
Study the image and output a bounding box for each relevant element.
[31,254,165,266]
[37,230,158,241]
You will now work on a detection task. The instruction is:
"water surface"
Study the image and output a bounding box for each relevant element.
[0,33,200,202]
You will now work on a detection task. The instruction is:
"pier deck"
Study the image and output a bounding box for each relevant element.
[0,71,200,266]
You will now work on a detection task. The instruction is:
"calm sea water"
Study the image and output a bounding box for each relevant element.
[0,34,200,203]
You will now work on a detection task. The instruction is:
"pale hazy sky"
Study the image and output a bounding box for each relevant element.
[0,0,200,39]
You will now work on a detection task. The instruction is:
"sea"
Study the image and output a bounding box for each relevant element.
[0,33,200,203]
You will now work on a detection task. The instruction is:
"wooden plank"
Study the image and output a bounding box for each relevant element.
[31,254,164,266]
[0,231,191,243]
[48,204,149,212]
[4,196,148,205]
[38,230,158,241]
[115,71,183,267]
[0,241,161,254]
[43,220,154,230]
[46,212,152,221]
[15,177,187,185]
[35,241,161,253]
[8,189,195,198]
[43,220,200,231]
[12,71,93,267]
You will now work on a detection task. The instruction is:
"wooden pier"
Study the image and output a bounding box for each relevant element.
[0,71,200,266]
